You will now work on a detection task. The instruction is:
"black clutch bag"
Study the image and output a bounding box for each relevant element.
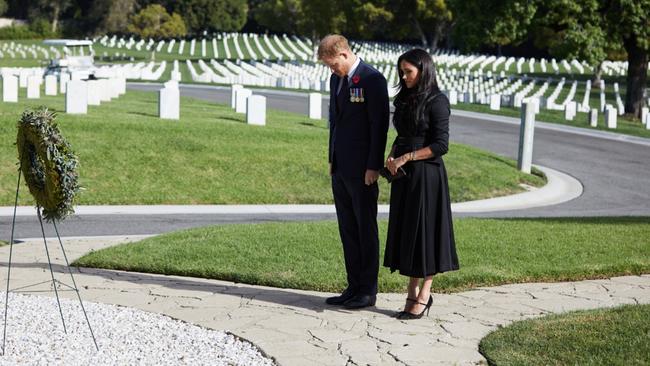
[379,167,406,183]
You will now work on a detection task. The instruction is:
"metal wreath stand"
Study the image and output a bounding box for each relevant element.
[2,108,98,355]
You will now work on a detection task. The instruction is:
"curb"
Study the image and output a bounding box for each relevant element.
[0,165,582,217]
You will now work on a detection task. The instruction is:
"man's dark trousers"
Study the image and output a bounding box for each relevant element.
[332,174,379,295]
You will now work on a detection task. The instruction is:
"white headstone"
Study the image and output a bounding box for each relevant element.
[642,107,649,129]
[235,88,252,113]
[2,74,18,102]
[98,79,112,102]
[448,90,458,105]
[164,80,178,89]
[230,84,243,108]
[159,85,180,120]
[87,80,101,106]
[19,70,29,88]
[118,77,127,95]
[45,75,57,96]
[109,78,121,99]
[589,109,598,127]
[518,99,537,174]
[27,75,40,99]
[246,95,266,125]
[59,73,70,94]
[564,101,576,121]
[489,94,501,110]
[308,93,322,119]
[605,105,617,129]
[66,80,88,114]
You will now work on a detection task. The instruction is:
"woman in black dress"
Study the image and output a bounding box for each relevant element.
[383,48,459,320]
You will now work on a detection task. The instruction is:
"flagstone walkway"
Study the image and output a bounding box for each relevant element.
[1,236,648,365]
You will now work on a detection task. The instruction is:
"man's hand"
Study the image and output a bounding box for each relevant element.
[365,169,379,185]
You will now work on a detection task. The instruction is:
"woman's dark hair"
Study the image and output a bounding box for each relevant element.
[394,48,441,124]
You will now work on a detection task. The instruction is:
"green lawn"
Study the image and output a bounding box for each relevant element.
[73,217,650,293]
[0,89,544,206]
[480,304,650,365]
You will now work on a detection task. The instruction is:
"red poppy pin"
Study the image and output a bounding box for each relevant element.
[351,75,360,84]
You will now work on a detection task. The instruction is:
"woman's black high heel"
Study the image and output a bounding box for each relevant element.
[397,295,433,320]
[394,297,418,317]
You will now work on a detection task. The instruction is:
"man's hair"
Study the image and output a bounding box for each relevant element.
[317,34,351,60]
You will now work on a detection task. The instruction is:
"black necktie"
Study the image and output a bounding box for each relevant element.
[336,76,348,112]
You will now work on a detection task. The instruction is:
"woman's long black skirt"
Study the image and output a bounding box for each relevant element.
[383,157,459,278]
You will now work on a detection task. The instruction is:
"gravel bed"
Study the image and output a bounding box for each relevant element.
[0,292,276,365]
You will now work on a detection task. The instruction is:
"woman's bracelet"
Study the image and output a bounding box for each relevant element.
[410,151,416,161]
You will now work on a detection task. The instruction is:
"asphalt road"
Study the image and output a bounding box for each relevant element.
[3,83,649,238]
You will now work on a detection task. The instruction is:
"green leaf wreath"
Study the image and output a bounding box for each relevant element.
[16,107,80,222]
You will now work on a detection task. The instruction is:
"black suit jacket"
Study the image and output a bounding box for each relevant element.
[328,60,389,179]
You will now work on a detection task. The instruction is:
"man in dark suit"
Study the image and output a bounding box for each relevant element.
[317,34,389,309]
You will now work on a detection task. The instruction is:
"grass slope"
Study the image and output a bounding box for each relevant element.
[73,217,650,293]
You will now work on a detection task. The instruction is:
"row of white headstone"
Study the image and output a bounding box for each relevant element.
[1,69,126,114]
[99,32,628,77]
[97,33,313,62]
[229,84,265,125]
[157,80,325,123]
[123,57,646,127]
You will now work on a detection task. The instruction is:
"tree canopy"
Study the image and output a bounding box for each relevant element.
[127,4,187,38]
[171,0,248,33]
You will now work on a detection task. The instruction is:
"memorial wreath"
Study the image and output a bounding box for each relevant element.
[16,107,79,222]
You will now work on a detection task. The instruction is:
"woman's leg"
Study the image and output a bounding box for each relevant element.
[404,277,421,312]
[410,276,433,314]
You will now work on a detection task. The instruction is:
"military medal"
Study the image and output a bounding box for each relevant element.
[349,88,363,102]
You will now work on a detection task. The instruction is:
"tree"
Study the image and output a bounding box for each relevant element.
[127,4,187,38]
[92,0,138,34]
[251,0,300,35]
[253,0,346,58]
[171,0,248,33]
[604,0,649,118]
[388,0,452,49]
[449,0,537,52]
[32,0,72,33]
[451,0,649,118]
[0,0,7,16]
[532,0,649,118]
[339,0,393,41]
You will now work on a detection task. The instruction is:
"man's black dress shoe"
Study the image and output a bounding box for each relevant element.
[344,294,376,309]
[325,288,356,305]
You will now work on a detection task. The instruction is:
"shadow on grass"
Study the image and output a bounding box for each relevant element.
[3,261,396,317]
[299,121,327,129]
[215,115,246,124]
[127,111,158,118]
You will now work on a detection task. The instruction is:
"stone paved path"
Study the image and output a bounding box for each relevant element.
[1,236,649,365]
